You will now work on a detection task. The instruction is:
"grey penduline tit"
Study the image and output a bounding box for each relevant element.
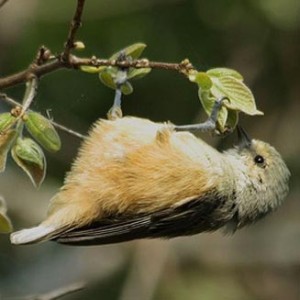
[10,99,290,246]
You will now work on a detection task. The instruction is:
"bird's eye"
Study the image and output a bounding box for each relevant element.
[254,155,265,166]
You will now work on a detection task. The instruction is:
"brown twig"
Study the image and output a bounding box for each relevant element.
[0,56,194,90]
[0,0,195,141]
[0,59,62,90]
[0,0,9,9]
[62,0,86,61]
[0,0,193,90]
[0,0,194,89]
[0,0,87,90]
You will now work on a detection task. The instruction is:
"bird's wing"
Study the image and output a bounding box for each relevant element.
[55,192,226,246]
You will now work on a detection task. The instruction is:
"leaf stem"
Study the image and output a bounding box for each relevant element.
[0,93,85,139]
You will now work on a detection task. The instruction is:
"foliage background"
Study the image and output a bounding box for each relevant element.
[0,0,299,299]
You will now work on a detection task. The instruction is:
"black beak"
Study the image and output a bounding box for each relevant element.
[237,126,252,149]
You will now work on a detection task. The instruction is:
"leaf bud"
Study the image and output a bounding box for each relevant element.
[11,137,46,188]
[24,111,61,152]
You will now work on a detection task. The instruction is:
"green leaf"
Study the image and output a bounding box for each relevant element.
[127,67,151,80]
[99,69,117,90]
[121,82,133,95]
[191,72,213,90]
[80,65,106,74]
[100,69,134,94]
[24,111,61,152]
[209,76,263,116]
[207,68,244,80]
[0,129,18,173]
[194,67,263,132]
[11,138,46,188]
[110,43,147,60]
[0,112,16,132]
[0,197,13,234]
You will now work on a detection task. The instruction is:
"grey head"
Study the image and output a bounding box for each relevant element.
[224,127,290,230]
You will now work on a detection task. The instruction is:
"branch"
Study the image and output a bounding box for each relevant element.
[0,56,194,90]
[0,0,194,90]
[0,0,87,90]
[62,0,86,61]
[0,0,194,91]
[0,59,62,90]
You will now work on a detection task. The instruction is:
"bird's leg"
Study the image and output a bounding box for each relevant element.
[107,52,128,120]
[107,70,127,120]
[174,97,228,133]
[107,87,123,120]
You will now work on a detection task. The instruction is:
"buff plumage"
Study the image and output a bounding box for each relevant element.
[10,116,290,246]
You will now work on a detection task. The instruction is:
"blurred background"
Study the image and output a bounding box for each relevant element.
[0,0,299,299]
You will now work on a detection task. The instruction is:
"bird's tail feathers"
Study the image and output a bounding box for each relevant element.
[10,224,66,245]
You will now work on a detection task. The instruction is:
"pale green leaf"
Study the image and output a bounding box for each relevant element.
[127,67,151,80]
[110,43,147,60]
[99,68,134,94]
[207,68,244,80]
[210,76,263,116]
[0,129,18,173]
[11,138,46,188]
[193,72,213,90]
[0,113,16,132]
[121,82,133,95]
[80,65,106,74]
[25,111,61,153]
[99,69,117,90]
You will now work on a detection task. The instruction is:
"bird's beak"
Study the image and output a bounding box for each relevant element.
[237,126,252,149]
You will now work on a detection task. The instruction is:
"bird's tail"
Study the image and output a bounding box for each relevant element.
[10,224,64,245]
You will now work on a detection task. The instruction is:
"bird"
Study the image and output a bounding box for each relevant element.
[10,115,290,246]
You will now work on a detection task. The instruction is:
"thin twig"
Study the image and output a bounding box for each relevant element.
[50,119,86,139]
[21,76,38,114]
[62,0,86,61]
[0,93,85,139]
[0,59,62,90]
[0,92,30,108]
[0,0,193,91]
[0,0,9,9]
